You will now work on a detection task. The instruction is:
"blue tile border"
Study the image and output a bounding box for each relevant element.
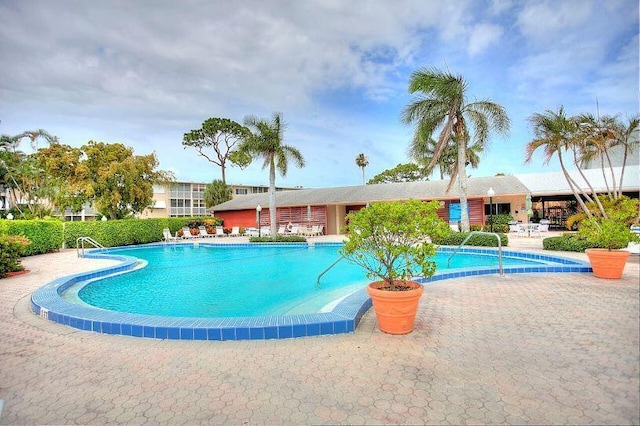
[31,242,591,341]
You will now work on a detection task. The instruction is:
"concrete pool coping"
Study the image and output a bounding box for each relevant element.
[30,242,592,341]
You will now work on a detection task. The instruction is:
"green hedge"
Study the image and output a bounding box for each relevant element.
[249,236,307,243]
[0,219,64,256]
[432,231,508,247]
[63,217,222,248]
[542,234,598,252]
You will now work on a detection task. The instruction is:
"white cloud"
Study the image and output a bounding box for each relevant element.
[468,23,504,56]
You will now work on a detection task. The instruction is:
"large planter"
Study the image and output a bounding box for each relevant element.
[585,248,630,279]
[366,280,424,334]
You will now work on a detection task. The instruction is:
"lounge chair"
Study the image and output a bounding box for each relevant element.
[181,227,195,239]
[309,225,320,236]
[215,226,227,237]
[260,226,271,236]
[277,225,287,236]
[289,225,300,235]
[229,226,240,237]
[162,228,178,243]
[198,226,214,238]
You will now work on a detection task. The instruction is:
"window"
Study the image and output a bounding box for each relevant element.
[484,203,511,215]
[236,188,248,195]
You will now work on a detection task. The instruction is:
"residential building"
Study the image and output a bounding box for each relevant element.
[142,182,301,218]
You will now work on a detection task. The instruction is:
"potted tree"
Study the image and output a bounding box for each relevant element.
[579,197,639,279]
[340,199,449,334]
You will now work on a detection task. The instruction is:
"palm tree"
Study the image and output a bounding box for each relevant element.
[355,153,369,185]
[242,112,305,237]
[409,125,481,180]
[525,107,596,218]
[401,67,510,232]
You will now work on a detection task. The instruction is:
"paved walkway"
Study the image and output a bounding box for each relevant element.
[0,235,638,425]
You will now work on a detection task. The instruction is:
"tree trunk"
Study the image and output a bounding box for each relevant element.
[457,138,470,232]
[269,155,277,238]
[221,164,226,185]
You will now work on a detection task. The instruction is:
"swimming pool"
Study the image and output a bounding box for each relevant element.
[75,243,547,318]
[31,242,592,341]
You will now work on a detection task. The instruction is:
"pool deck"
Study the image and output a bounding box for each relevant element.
[1,234,638,425]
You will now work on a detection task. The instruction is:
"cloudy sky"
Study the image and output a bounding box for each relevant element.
[1,0,638,188]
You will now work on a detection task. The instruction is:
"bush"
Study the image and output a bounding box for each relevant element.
[543,233,599,252]
[63,217,221,248]
[0,219,64,255]
[0,234,29,278]
[432,231,508,247]
[249,236,307,243]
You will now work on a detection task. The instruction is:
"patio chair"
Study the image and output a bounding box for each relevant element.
[277,225,287,236]
[538,219,550,234]
[162,228,178,243]
[625,225,640,254]
[260,226,271,236]
[289,225,300,235]
[198,226,214,238]
[309,225,320,236]
[516,224,527,238]
[508,221,520,235]
[215,226,227,237]
[181,227,195,239]
[229,226,241,237]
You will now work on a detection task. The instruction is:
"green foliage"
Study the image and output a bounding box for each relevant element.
[0,234,29,278]
[249,236,307,243]
[82,141,174,220]
[576,197,640,250]
[542,234,597,252]
[63,217,221,248]
[204,179,232,208]
[431,231,508,247]
[367,163,428,184]
[182,117,250,183]
[340,200,449,289]
[0,219,63,255]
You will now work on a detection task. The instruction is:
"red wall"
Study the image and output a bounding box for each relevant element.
[215,210,260,228]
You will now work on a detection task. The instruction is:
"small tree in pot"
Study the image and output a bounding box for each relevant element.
[578,197,639,279]
[340,199,449,334]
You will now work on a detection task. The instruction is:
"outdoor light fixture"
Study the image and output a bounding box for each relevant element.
[256,204,262,237]
[487,187,495,233]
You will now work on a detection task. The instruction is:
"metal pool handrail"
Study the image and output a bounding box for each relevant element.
[447,231,503,276]
[317,255,345,285]
[76,236,105,258]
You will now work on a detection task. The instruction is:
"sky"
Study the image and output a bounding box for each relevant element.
[1,0,638,189]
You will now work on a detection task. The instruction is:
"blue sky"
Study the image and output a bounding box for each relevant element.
[1,0,638,188]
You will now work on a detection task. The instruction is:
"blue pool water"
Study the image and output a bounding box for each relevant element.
[76,243,542,318]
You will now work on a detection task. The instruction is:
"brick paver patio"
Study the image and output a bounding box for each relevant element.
[1,237,638,425]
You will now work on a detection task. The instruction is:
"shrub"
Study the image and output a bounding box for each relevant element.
[432,231,508,247]
[63,217,218,248]
[543,233,600,252]
[0,219,64,255]
[249,236,307,243]
[0,234,30,278]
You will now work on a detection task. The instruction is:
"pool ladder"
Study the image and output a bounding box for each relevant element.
[76,236,105,258]
[447,231,504,276]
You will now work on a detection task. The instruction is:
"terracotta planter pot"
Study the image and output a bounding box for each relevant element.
[585,248,630,279]
[366,280,424,334]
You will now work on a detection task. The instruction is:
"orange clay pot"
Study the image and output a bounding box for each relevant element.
[366,280,424,334]
[585,248,630,279]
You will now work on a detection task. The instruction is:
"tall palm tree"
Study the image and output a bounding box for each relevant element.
[355,153,369,185]
[525,107,596,218]
[401,67,510,232]
[242,112,305,237]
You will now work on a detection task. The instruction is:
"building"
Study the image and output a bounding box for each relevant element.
[211,167,640,234]
[143,182,301,218]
